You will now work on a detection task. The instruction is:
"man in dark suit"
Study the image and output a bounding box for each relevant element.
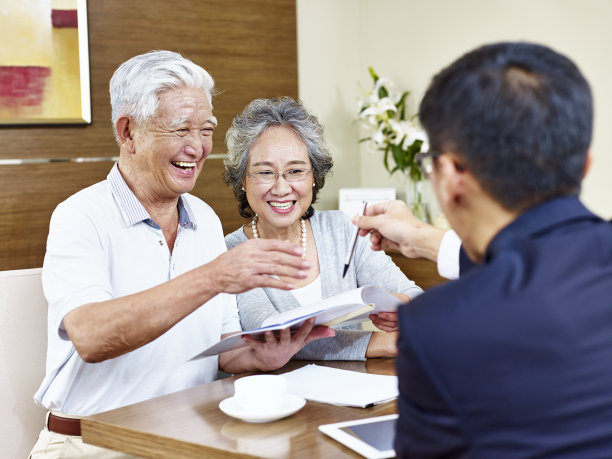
[356,42,612,458]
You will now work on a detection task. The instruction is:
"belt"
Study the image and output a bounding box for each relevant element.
[48,413,82,436]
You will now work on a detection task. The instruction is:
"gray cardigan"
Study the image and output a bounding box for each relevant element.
[225,210,423,360]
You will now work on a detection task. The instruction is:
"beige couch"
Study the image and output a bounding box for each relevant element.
[0,268,47,457]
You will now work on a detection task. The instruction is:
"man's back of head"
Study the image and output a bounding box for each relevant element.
[419,42,593,212]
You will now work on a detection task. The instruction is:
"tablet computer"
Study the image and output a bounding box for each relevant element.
[318,414,398,458]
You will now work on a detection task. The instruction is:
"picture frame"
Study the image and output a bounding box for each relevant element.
[0,0,90,125]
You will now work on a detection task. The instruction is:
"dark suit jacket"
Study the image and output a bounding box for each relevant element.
[395,196,612,458]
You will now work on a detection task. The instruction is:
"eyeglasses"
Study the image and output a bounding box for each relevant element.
[415,151,441,179]
[246,168,313,185]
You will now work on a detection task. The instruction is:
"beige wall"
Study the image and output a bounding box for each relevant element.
[298,0,612,219]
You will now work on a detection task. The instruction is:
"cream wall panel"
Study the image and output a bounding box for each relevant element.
[297,0,362,210]
[299,0,612,219]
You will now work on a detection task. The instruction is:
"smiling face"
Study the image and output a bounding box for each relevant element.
[244,126,314,234]
[127,86,216,203]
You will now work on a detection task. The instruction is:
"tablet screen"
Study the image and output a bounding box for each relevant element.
[340,417,396,451]
[319,414,398,458]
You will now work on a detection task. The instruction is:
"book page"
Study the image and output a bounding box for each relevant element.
[261,287,371,327]
[321,304,374,326]
[347,286,405,322]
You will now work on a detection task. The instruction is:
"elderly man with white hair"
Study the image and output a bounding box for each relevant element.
[30,50,333,458]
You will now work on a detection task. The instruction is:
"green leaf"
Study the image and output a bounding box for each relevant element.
[396,91,409,120]
[368,67,379,83]
[378,86,388,99]
[383,144,391,173]
[391,144,405,172]
[358,137,371,143]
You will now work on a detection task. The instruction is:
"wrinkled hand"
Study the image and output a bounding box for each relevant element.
[208,238,310,293]
[242,318,335,371]
[353,200,445,261]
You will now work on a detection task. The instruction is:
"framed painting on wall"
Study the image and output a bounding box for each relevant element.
[0,0,90,125]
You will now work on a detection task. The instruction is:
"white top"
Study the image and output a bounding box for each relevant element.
[437,229,461,280]
[34,164,241,416]
[290,275,322,306]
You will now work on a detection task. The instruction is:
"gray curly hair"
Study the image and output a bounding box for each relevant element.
[224,97,333,219]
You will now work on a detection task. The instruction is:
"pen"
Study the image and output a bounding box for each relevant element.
[343,201,368,278]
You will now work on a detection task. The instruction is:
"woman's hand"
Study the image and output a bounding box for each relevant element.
[369,293,409,332]
[369,311,399,332]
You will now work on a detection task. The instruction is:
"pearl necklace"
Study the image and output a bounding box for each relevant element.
[251,215,307,260]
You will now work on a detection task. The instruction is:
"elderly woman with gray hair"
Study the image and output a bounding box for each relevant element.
[224,97,423,360]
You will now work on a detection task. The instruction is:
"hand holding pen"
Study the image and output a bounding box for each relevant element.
[342,201,368,278]
[352,199,442,260]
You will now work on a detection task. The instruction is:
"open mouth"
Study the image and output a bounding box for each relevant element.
[171,161,196,171]
[269,201,295,210]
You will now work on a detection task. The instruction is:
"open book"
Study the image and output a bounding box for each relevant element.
[191,285,404,359]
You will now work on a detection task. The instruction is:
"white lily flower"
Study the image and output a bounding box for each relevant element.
[374,77,392,94]
[372,129,385,146]
[360,97,397,118]
[401,122,428,150]
[387,119,406,146]
[421,137,430,152]
[357,68,428,181]
[366,91,379,105]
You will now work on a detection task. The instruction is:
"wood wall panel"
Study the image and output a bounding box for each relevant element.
[387,253,447,291]
[0,0,296,270]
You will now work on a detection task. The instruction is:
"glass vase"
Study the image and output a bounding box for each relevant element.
[405,178,431,223]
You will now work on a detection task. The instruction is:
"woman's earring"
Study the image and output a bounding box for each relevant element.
[241,186,245,191]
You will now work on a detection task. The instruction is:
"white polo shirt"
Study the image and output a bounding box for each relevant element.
[34,164,241,416]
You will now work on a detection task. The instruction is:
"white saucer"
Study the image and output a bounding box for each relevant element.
[219,394,306,423]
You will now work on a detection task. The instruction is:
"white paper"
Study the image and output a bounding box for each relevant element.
[280,364,398,408]
[352,285,404,319]
[338,188,396,218]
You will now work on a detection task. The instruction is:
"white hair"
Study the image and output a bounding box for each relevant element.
[109,50,215,141]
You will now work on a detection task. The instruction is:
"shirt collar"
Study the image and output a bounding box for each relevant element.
[484,195,602,262]
[107,163,196,229]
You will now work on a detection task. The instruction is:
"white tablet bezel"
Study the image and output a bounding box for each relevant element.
[318,414,398,459]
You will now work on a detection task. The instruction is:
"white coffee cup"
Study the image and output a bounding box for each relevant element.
[233,374,288,413]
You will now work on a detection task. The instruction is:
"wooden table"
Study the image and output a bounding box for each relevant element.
[81,359,397,458]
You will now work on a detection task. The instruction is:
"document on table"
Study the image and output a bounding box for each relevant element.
[280,364,398,408]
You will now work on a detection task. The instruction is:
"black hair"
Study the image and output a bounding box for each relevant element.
[419,42,593,210]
